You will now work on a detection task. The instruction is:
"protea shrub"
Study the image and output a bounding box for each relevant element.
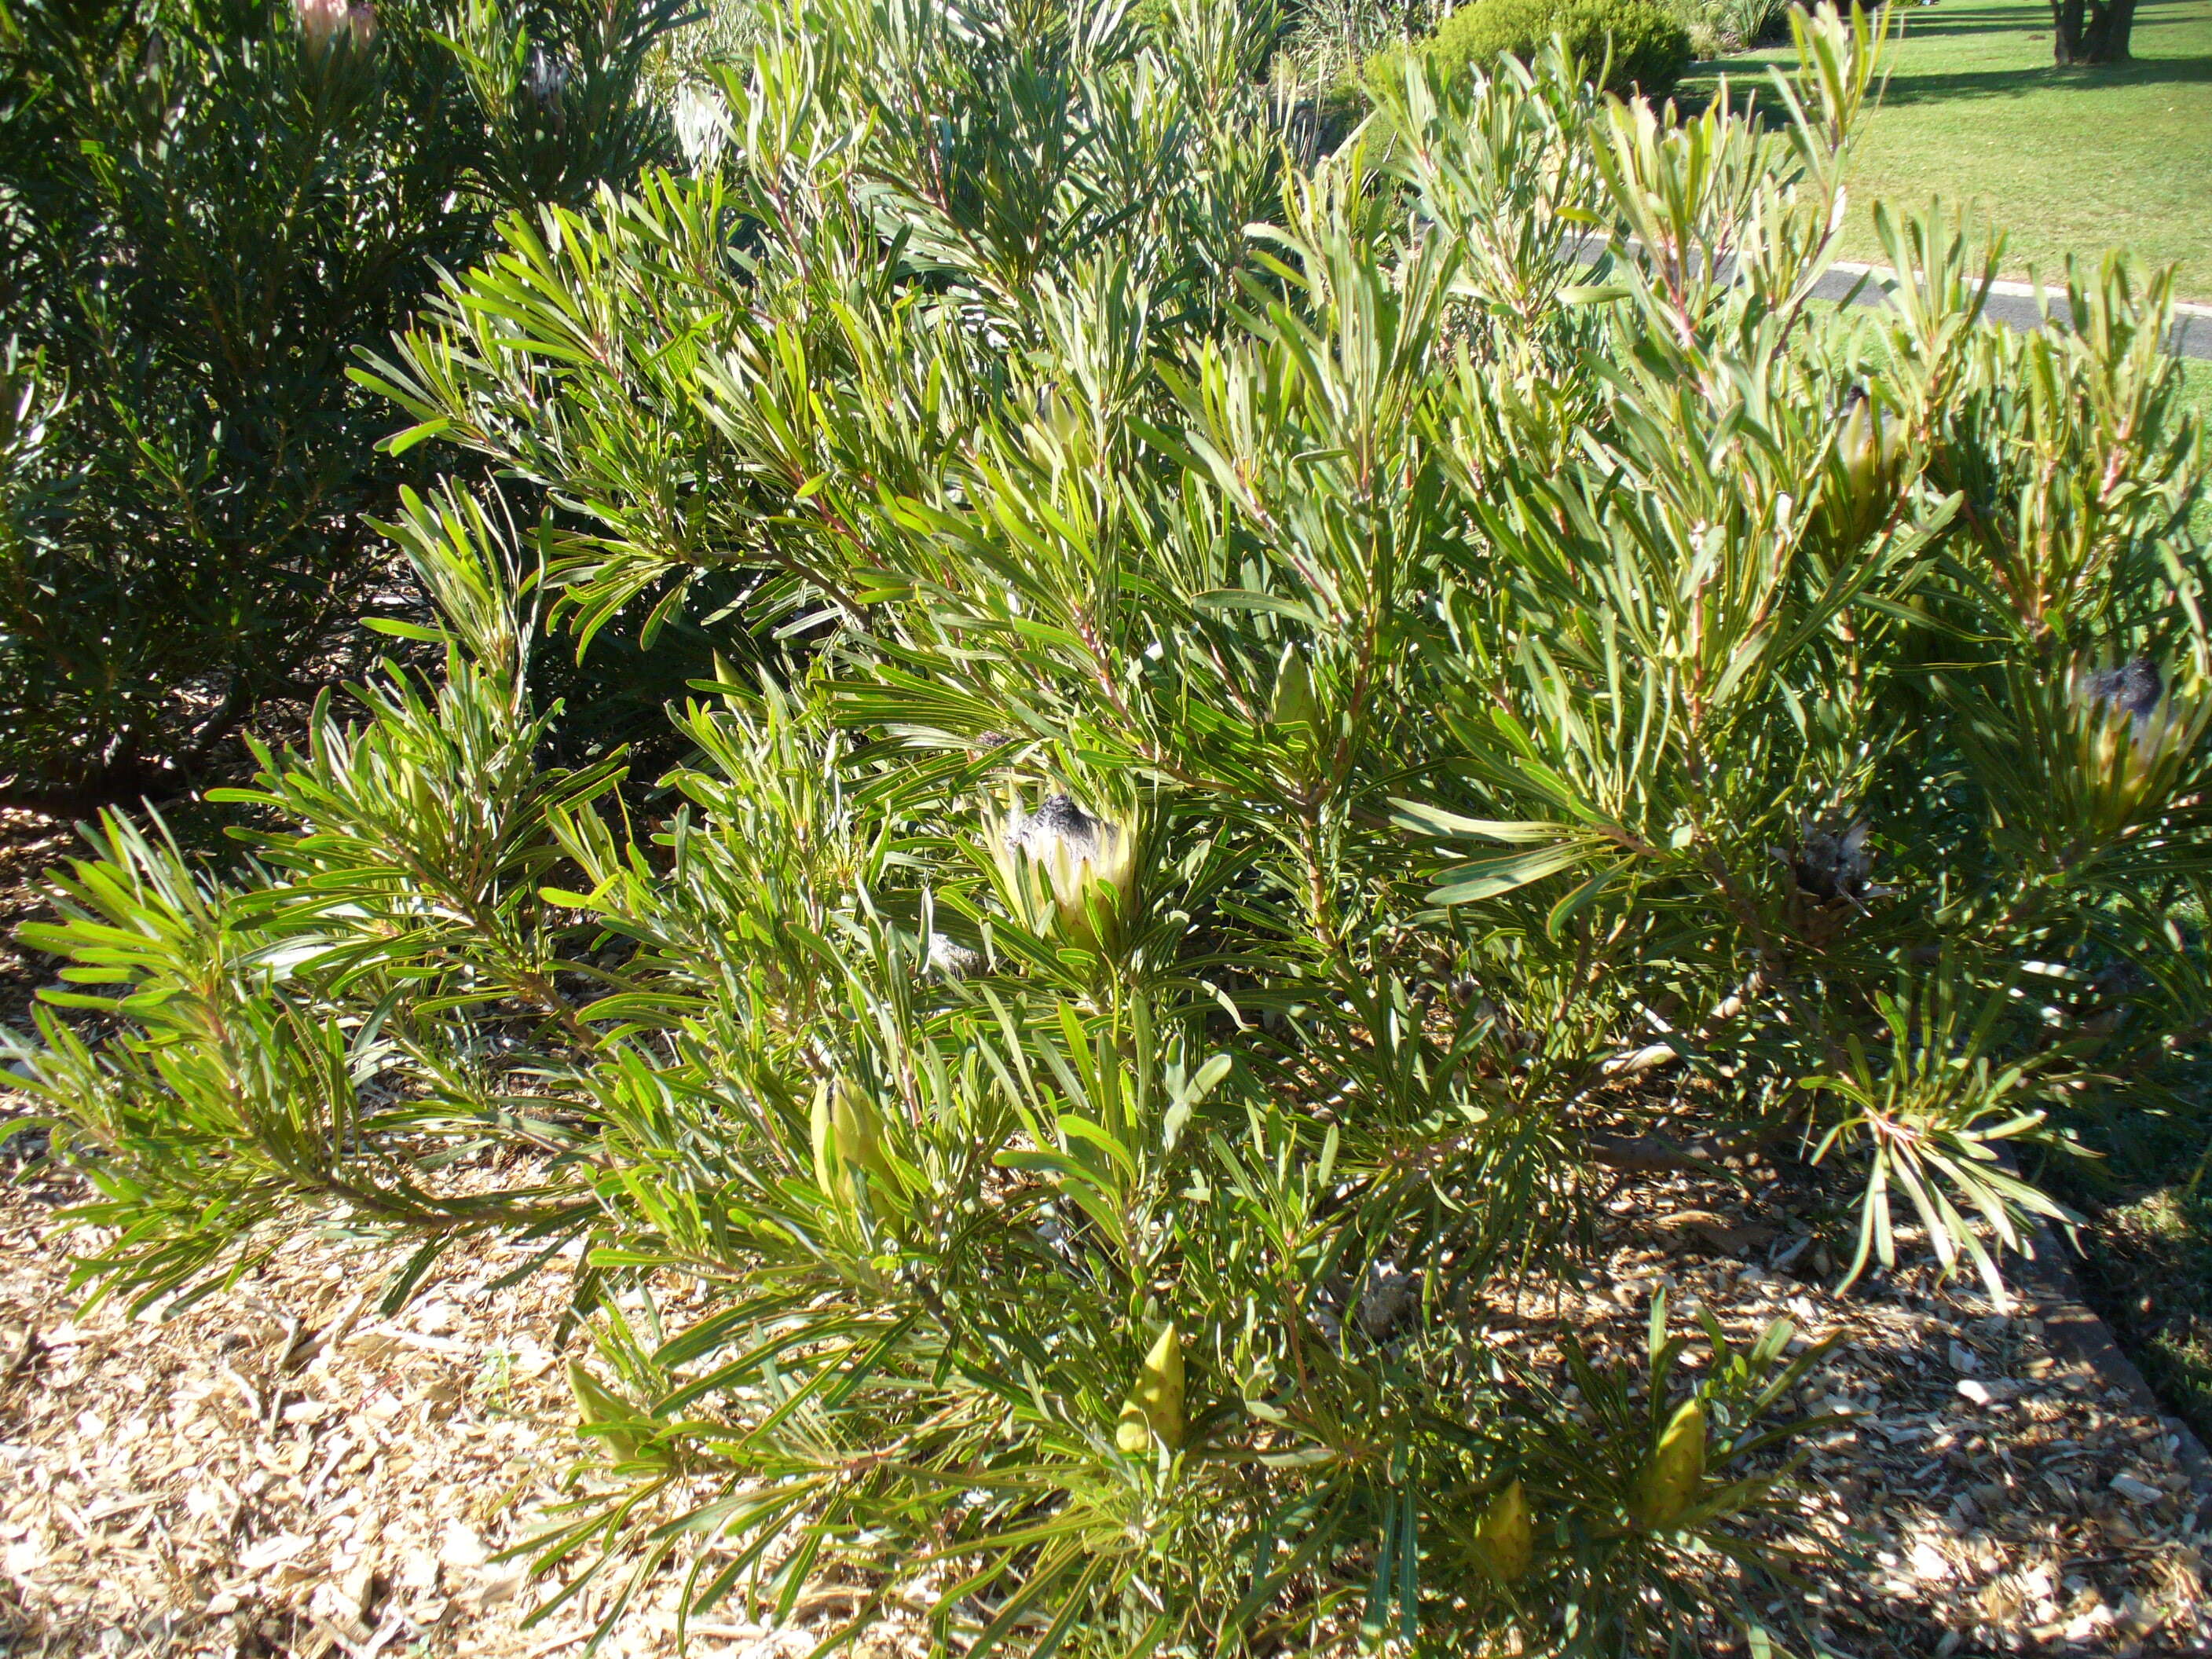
[8,0,2209,1652]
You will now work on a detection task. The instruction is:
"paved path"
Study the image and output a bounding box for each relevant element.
[1818,260,2212,361]
[1567,239,2212,360]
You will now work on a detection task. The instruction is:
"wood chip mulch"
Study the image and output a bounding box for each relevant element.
[2,1135,2210,1658]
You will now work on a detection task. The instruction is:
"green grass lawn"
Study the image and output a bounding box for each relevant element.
[2182,353,2212,416]
[1688,0,2212,300]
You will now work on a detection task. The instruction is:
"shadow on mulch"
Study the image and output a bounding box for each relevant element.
[2078,1186,2212,1454]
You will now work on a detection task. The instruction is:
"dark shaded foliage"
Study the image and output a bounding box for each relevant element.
[0,0,685,811]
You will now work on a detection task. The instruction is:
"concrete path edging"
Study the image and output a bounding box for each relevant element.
[1820,259,2212,361]
[1562,236,2212,360]
[2013,1226,2212,1532]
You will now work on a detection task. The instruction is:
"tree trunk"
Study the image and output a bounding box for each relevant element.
[2051,0,2138,64]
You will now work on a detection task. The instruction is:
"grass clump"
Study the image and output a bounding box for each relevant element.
[2081,1188,2212,1444]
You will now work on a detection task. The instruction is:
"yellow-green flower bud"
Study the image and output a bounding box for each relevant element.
[1270,644,1320,738]
[833,1081,893,1184]
[569,1362,646,1463]
[1115,1322,1185,1456]
[1818,390,1904,551]
[813,1079,902,1211]
[1633,1397,1706,1530]
[1470,1478,1533,1584]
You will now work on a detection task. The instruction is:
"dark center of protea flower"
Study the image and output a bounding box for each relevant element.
[1792,819,1874,906]
[2082,656,2163,723]
[1005,794,1115,860]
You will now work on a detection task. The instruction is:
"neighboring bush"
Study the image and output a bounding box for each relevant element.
[1403,0,1693,97]
[13,3,2212,1654]
[1282,0,1446,84]
[1674,0,1795,56]
[0,0,683,812]
[1713,0,1798,46]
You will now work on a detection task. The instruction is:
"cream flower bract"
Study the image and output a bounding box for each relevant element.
[1001,793,1137,955]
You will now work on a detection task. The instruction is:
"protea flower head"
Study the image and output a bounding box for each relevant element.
[295,0,343,49]
[1788,818,1891,910]
[1002,793,1137,954]
[925,932,983,980]
[295,0,373,54]
[2071,654,2209,827]
[1354,1262,1421,1342]
[2080,656,2163,740]
[526,45,570,110]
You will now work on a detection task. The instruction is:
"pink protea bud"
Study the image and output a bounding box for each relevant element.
[295,0,374,55]
[294,0,347,52]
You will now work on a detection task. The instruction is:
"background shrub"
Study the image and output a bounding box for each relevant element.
[1672,0,1796,56]
[1283,0,1445,84]
[1404,0,1693,97]
[0,0,683,813]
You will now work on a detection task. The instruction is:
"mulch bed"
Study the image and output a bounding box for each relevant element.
[3,1121,2209,1658]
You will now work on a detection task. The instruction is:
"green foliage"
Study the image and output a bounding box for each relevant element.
[2079,1187,2212,1446]
[1281,0,1439,87]
[0,0,684,810]
[1670,0,1792,58]
[9,0,2212,1650]
[1390,0,1693,100]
